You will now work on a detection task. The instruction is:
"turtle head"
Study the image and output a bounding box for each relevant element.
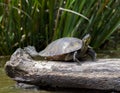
[82,34,91,46]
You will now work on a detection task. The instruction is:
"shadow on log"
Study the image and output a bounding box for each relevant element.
[4,46,120,91]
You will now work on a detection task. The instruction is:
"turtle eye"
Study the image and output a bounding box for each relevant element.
[85,38,90,45]
[85,40,88,45]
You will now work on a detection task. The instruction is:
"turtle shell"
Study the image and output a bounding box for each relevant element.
[39,37,83,58]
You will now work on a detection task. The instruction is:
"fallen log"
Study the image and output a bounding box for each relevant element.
[5,47,120,91]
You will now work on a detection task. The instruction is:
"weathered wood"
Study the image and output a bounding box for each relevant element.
[5,47,120,91]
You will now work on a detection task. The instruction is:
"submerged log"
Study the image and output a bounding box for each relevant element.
[5,46,120,91]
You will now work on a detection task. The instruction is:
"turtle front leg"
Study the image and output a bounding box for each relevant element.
[73,51,81,64]
[87,48,97,61]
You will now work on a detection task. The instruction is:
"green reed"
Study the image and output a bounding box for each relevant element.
[0,0,119,55]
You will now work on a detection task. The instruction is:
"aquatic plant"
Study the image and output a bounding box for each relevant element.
[0,0,119,55]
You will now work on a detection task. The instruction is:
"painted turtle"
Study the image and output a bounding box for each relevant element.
[38,34,96,62]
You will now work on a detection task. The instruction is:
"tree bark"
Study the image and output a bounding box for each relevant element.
[5,47,120,91]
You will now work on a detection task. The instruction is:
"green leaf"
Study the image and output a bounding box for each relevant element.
[0,15,3,22]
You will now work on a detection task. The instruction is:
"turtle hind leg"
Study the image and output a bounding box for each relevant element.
[87,48,97,61]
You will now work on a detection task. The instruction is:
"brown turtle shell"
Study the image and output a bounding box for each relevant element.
[39,37,83,61]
